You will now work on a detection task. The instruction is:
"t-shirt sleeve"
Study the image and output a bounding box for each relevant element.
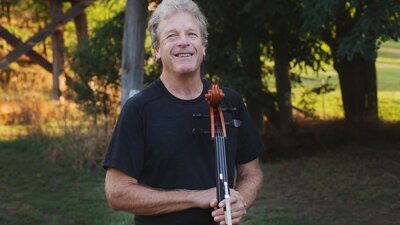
[235,96,266,164]
[103,98,145,180]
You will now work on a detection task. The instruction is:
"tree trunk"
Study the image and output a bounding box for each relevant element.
[50,0,64,99]
[2,0,11,24]
[273,41,292,135]
[120,0,147,107]
[246,94,266,135]
[241,31,265,134]
[70,0,88,46]
[333,55,378,122]
[364,58,378,120]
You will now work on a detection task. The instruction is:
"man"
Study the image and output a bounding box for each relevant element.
[103,0,265,224]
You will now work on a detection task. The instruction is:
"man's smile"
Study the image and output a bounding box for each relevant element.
[174,52,194,57]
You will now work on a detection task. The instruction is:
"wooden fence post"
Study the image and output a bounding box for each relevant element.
[50,0,64,99]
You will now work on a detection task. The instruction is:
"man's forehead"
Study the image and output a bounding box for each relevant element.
[158,11,200,30]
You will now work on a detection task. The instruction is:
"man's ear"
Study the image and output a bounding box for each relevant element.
[154,47,161,61]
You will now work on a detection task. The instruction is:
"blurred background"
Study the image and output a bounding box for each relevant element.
[0,0,399,224]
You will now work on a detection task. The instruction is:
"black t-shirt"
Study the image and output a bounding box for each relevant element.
[103,79,265,225]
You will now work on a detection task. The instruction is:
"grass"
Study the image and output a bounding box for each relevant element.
[267,71,399,121]
[243,141,400,225]
[1,135,399,225]
[0,138,132,225]
[281,40,400,121]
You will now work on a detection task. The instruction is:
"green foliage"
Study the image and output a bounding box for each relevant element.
[303,0,400,61]
[69,9,160,118]
[0,0,49,41]
[69,12,124,118]
[85,0,126,27]
[198,0,331,124]
[297,76,336,117]
[199,0,271,114]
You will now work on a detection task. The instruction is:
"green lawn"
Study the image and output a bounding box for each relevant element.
[0,139,131,225]
[1,137,399,225]
[288,41,400,121]
[245,142,400,225]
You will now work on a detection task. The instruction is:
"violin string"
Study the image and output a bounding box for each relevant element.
[216,115,223,202]
[216,116,228,196]
[215,114,222,202]
[220,133,227,191]
[218,118,227,169]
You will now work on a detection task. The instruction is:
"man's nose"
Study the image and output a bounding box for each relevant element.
[177,34,190,47]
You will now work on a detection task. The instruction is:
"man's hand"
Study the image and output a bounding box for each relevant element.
[210,189,247,225]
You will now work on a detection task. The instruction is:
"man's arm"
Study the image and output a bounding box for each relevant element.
[105,168,215,215]
[235,157,264,208]
[212,158,263,224]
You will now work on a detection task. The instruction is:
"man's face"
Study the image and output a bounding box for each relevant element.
[155,11,205,76]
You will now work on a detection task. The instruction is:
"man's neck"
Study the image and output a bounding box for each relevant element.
[160,72,203,100]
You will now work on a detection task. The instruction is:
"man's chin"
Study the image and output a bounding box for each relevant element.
[175,66,199,76]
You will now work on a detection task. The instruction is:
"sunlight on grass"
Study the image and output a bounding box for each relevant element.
[378,91,400,121]
[287,41,400,121]
[382,40,400,49]
[376,56,400,65]
[0,125,27,140]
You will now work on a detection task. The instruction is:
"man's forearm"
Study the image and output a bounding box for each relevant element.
[107,184,200,215]
[234,159,264,209]
[105,168,214,215]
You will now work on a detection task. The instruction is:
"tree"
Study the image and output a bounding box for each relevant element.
[261,0,329,135]
[120,0,148,107]
[199,0,328,136]
[198,1,271,134]
[70,0,89,45]
[70,12,124,122]
[303,0,400,122]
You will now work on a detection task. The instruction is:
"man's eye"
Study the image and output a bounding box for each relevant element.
[167,34,177,39]
[188,33,198,37]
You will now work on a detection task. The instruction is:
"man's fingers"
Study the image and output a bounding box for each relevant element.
[210,198,218,208]
[218,199,225,208]
[212,190,248,225]
[212,207,225,217]
[214,215,242,225]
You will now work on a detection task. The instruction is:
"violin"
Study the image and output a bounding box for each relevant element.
[205,84,233,225]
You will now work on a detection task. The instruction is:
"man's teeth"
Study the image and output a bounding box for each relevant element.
[176,53,192,57]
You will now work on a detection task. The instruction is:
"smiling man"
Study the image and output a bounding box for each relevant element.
[103,1,265,225]
[156,11,205,78]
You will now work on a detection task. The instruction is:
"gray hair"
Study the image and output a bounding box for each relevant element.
[148,0,208,50]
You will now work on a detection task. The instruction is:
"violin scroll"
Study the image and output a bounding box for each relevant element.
[205,84,227,138]
[205,84,225,107]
